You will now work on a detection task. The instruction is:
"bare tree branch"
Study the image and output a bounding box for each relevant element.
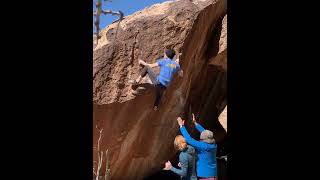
[105,149,109,180]
[97,128,103,152]
[96,151,104,180]
[93,0,124,44]
[95,128,104,180]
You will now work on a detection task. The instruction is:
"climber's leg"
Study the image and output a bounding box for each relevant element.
[153,83,166,110]
[145,66,158,85]
[129,65,157,85]
[129,66,146,85]
[139,65,148,77]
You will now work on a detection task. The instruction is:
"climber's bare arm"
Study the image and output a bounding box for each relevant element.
[176,59,183,77]
[178,69,183,77]
[148,62,159,68]
[139,59,159,68]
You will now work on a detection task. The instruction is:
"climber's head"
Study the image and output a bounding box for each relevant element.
[174,135,187,151]
[164,49,176,59]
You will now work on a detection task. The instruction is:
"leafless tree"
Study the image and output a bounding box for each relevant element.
[93,0,124,44]
[93,128,110,180]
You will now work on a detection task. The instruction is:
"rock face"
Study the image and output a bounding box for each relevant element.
[93,0,216,104]
[219,105,227,131]
[93,0,227,179]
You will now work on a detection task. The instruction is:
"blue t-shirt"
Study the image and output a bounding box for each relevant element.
[156,58,181,87]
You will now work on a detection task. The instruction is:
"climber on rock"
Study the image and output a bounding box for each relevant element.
[129,49,183,111]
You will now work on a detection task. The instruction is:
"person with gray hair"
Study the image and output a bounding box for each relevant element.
[176,114,218,180]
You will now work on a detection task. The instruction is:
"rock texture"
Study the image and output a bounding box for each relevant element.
[93,0,216,104]
[93,0,227,179]
[219,105,227,131]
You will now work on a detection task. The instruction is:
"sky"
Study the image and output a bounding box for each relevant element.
[93,0,168,33]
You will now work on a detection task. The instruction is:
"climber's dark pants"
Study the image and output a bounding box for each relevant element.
[140,66,167,107]
[154,83,166,107]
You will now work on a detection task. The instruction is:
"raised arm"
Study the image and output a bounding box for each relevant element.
[177,117,210,150]
[192,113,205,133]
[178,69,183,77]
[175,59,183,77]
[195,123,205,133]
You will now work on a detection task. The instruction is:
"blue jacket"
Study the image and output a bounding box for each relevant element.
[170,145,197,180]
[180,124,217,178]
